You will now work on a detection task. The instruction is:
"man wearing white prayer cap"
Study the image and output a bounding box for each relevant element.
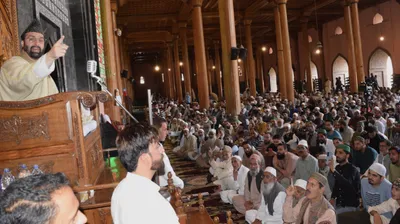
[294,140,318,182]
[220,155,250,204]
[245,167,286,224]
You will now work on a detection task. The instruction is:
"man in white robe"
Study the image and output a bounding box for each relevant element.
[0,19,68,101]
[220,155,249,204]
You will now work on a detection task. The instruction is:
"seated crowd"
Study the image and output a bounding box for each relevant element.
[1,89,400,224]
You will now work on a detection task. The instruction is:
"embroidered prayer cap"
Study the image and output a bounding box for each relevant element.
[331,132,342,141]
[336,144,351,154]
[232,155,242,162]
[21,18,44,39]
[393,178,400,188]
[297,140,308,149]
[389,146,400,153]
[264,167,277,177]
[317,154,327,160]
[294,179,307,190]
[368,163,386,177]
[310,172,329,188]
[317,129,327,135]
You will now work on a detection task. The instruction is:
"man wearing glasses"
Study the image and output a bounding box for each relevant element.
[0,18,68,101]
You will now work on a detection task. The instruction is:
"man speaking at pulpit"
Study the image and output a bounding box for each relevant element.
[0,18,68,101]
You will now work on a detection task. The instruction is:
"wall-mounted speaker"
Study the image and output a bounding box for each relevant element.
[121,69,128,78]
[239,48,247,60]
[231,47,240,60]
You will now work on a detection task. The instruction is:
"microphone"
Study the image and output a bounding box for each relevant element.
[87,60,103,83]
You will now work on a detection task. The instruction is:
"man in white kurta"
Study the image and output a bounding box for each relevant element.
[246,167,286,224]
[0,19,67,101]
[111,124,179,224]
[220,155,249,204]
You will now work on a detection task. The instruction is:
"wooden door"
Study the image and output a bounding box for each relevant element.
[0,0,19,67]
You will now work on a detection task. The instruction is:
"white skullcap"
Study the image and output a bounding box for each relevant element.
[283,123,291,129]
[294,179,307,190]
[183,128,189,132]
[297,140,308,149]
[264,167,277,177]
[232,155,242,162]
[208,129,216,134]
[271,106,277,110]
[314,107,320,111]
[318,154,327,160]
[369,163,387,177]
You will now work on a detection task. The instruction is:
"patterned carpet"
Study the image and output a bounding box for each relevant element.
[164,141,246,224]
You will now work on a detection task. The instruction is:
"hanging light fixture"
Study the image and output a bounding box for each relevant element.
[140,76,145,84]
[313,0,323,54]
[154,55,160,71]
[179,62,183,66]
[212,65,216,69]
[262,46,267,52]
[379,36,385,41]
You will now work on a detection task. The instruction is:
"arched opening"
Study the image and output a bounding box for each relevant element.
[269,67,278,92]
[304,61,318,82]
[373,13,384,25]
[369,48,393,88]
[334,26,343,35]
[332,55,349,87]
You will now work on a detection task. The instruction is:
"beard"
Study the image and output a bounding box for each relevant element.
[336,157,345,164]
[264,182,275,195]
[317,139,326,145]
[277,153,285,160]
[151,154,164,171]
[249,167,260,177]
[24,45,44,59]
[245,151,253,158]
[339,127,344,132]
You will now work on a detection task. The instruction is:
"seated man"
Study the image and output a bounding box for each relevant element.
[368,178,400,224]
[353,136,378,174]
[361,163,392,212]
[242,141,265,170]
[172,128,197,159]
[209,146,233,189]
[0,173,87,224]
[111,124,179,223]
[389,146,400,183]
[273,143,299,188]
[246,167,286,224]
[283,179,308,223]
[220,155,249,204]
[283,172,336,224]
[293,140,319,182]
[233,154,263,215]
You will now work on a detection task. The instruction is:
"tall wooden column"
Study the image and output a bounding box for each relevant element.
[179,23,192,97]
[173,38,183,102]
[205,48,213,92]
[349,0,365,84]
[192,0,210,109]
[162,49,169,98]
[262,50,269,92]
[167,43,176,99]
[300,18,313,92]
[274,6,287,99]
[100,0,120,122]
[218,0,241,116]
[277,0,294,102]
[111,9,123,100]
[343,1,358,92]
[256,46,265,93]
[214,41,223,98]
[244,20,257,97]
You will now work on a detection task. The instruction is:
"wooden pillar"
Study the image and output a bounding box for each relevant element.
[173,38,183,102]
[277,0,294,102]
[162,49,169,98]
[205,48,213,92]
[244,20,257,97]
[256,46,265,93]
[274,6,287,99]
[343,1,358,92]
[349,0,365,84]
[262,50,269,92]
[214,41,223,98]
[100,0,120,122]
[179,23,192,97]
[111,10,124,100]
[167,43,176,99]
[192,0,210,109]
[218,0,241,116]
[300,18,313,92]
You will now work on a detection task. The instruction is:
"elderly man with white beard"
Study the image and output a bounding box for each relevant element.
[233,154,264,215]
[246,167,286,224]
[220,156,250,204]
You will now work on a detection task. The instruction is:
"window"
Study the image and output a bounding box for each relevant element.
[308,35,312,43]
[268,47,274,55]
[373,13,383,25]
[140,76,145,84]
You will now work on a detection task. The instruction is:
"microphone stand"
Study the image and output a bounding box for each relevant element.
[91,75,138,123]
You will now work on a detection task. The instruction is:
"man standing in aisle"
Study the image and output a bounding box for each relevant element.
[0,19,68,101]
[111,124,179,224]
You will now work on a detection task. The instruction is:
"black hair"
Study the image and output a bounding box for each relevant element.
[0,173,69,224]
[272,134,281,139]
[117,123,159,172]
[277,143,287,150]
[152,116,167,131]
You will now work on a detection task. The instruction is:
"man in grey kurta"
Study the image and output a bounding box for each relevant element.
[293,140,319,182]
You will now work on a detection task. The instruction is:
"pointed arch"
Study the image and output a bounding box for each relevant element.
[311,61,318,80]
[368,47,393,88]
[373,13,384,25]
[334,26,343,35]
[332,54,349,87]
[268,67,278,92]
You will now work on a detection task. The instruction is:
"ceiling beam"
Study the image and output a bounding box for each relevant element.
[244,0,270,18]
[117,13,177,24]
[303,0,338,16]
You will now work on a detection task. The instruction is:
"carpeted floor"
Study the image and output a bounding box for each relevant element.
[164,141,246,224]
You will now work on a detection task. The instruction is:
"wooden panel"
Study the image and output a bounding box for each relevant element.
[0,0,18,67]
[84,207,113,224]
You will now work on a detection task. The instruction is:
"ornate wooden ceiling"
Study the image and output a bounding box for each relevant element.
[115,0,388,61]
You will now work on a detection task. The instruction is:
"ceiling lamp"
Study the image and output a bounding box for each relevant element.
[313,0,323,55]
[315,41,323,54]
[140,76,145,84]
[379,36,385,41]
[154,65,160,71]
[168,68,171,71]
[212,65,216,69]
[238,58,242,63]
[262,46,267,52]
[179,62,183,66]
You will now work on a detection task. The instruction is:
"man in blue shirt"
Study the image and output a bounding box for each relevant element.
[353,136,378,174]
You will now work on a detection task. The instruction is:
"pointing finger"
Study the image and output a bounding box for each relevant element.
[55,35,65,45]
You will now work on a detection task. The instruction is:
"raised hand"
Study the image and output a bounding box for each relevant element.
[286,185,295,197]
[48,36,69,60]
